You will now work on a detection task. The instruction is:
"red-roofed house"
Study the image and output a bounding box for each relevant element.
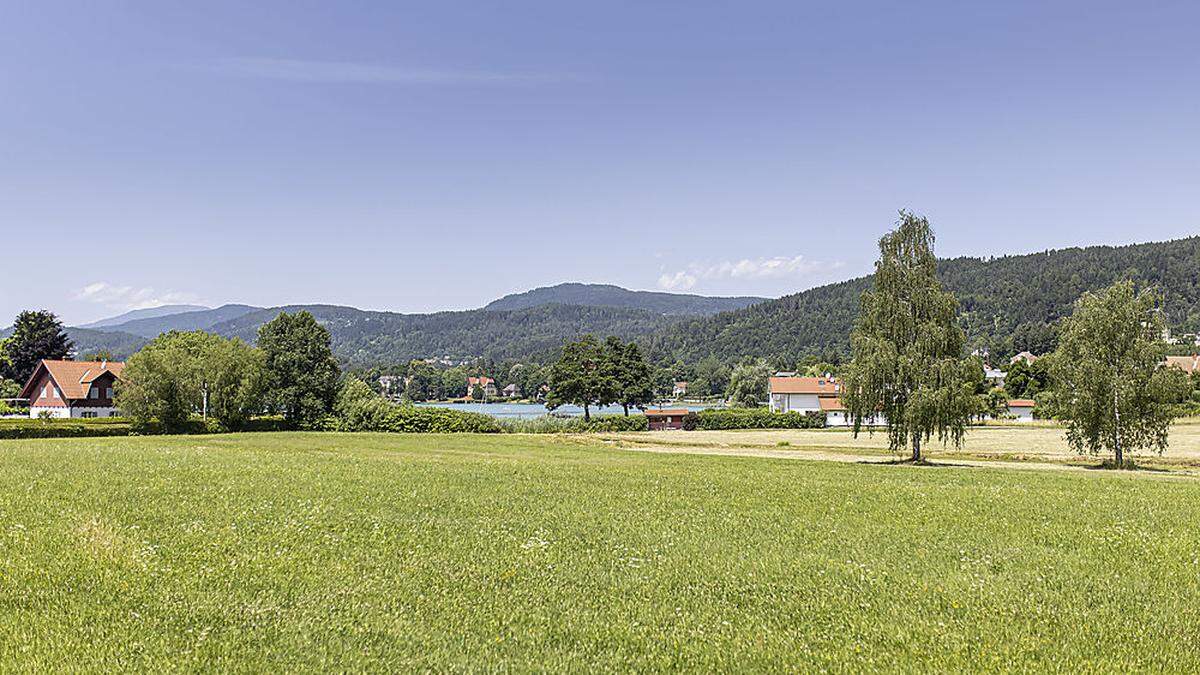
[768,376,841,413]
[467,376,498,398]
[20,359,125,419]
[1164,355,1200,375]
[1006,399,1036,422]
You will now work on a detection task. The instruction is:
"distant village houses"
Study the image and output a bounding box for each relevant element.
[468,376,498,398]
[20,359,124,419]
[767,374,882,427]
[672,381,689,397]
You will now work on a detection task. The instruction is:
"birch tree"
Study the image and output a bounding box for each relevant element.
[842,211,978,462]
[1048,281,1188,467]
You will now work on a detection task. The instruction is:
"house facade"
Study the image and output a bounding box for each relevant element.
[502,383,520,398]
[768,375,884,427]
[768,376,841,413]
[672,381,688,397]
[467,376,498,398]
[645,408,688,430]
[1006,399,1036,421]
[20,359,125,419]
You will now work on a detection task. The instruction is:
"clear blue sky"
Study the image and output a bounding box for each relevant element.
[4,1,1198,324]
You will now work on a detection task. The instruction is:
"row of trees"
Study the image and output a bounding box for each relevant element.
[842,211,1189,467]
[118,311,340,431]
[545,336,654,419]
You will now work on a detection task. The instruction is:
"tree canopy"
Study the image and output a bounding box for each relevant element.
[842,211,979,461]
[0,310,72,384]
[545,335,613,420]
[1048,281,1189,467]
[257,311,340,427]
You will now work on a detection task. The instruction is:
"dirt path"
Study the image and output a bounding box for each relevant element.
[589,424,1200,479]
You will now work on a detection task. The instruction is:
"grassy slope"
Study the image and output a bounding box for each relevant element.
[1,433,1198,670]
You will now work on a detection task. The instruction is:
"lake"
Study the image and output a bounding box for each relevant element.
[416,402,717,419]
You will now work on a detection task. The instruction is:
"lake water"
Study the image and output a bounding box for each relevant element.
[416,402,716,419]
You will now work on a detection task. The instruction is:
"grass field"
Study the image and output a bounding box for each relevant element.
[2,432,1199,670]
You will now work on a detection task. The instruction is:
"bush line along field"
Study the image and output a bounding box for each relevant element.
[1,432,1197,670]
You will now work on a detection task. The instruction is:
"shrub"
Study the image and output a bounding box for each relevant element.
[694,408,826,430]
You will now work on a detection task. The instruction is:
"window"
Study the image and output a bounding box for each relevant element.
[42,385,49,399]
[90,386,99,399]
[106,388,114,398]
[81,411,97,419]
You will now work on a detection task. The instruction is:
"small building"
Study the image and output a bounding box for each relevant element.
[467,376,498,398]
[1164,355,1200,375]
[502,383,520,398]
[1007,399,1036,422]
[819,396,885,427]
[645,408,688,430]
[672,381,688,397]
[1010,351,1039,366]
[768,376,841,413]
[20,359,125,419]
[983,365,1006,387]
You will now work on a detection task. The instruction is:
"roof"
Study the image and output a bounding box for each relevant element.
[768,376,841,396]
[467,376,495,386]
[1164,355,1200,374]
[645,408,689,416]
[818,397,846,411]
[20,359,125,401]
[1010,351,1039,364]
[673,381,688,386]
[1007,399,1036,408]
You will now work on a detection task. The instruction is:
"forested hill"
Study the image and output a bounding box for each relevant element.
[204,303,682,368]
[643,236,1200,366]
[484,283,767,315]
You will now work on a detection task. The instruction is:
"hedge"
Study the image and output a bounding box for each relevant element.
[331,400,503,434]
[0,415,292,440]
[693,408,826,430]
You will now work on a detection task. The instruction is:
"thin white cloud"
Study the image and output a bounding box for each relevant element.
[75,282,202,311]
[202,58,569,86]
[657,255,844,291]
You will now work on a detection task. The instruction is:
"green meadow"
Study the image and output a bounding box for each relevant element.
[1,432,1198,671]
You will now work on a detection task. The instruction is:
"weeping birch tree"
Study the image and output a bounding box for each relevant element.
[842,211,978,462]
[1048,281,1188,468]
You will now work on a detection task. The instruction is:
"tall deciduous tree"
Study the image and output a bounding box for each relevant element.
[1,310,72,384]
[726,358,771,407]
[546,335,613,420]
[604,336,654,415]
[117,331,267,432]
[842,211,978,462]
[258,311,340,427]
[1048,281,1189,468]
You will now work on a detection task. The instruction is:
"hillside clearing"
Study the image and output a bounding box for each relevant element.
[0,432,1198,670]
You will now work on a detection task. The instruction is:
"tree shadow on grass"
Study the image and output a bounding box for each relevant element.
[858,458,965,468]
[1083,460,1172,473]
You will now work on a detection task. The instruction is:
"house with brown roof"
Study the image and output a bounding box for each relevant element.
[645,408,689,430]
[20,359,125,419]
[769,375,884,427]
[672,381,689,397]
[1006,399,1036,422]
[467,376,498,398]
[768,376,841,414]
[1164,355,1200,375]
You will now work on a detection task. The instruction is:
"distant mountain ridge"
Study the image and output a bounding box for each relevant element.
[484,283,768,315]
[95,304,262,338]
[60,238,1200,368]
[80,304,209,328]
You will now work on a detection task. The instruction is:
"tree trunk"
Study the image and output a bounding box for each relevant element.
[623,403,629,416]
[584,403,590,421]
[1113,365,1123,468]
[912,435,922,463]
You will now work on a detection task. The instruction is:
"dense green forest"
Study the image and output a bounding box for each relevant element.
[645,236,1200,366]
[484,283,766,315]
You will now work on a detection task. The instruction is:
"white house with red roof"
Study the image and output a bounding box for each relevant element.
[768,375,884,427]
[20,359,125,419]
[467,376,498,398]
[1006,399,1036,422]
